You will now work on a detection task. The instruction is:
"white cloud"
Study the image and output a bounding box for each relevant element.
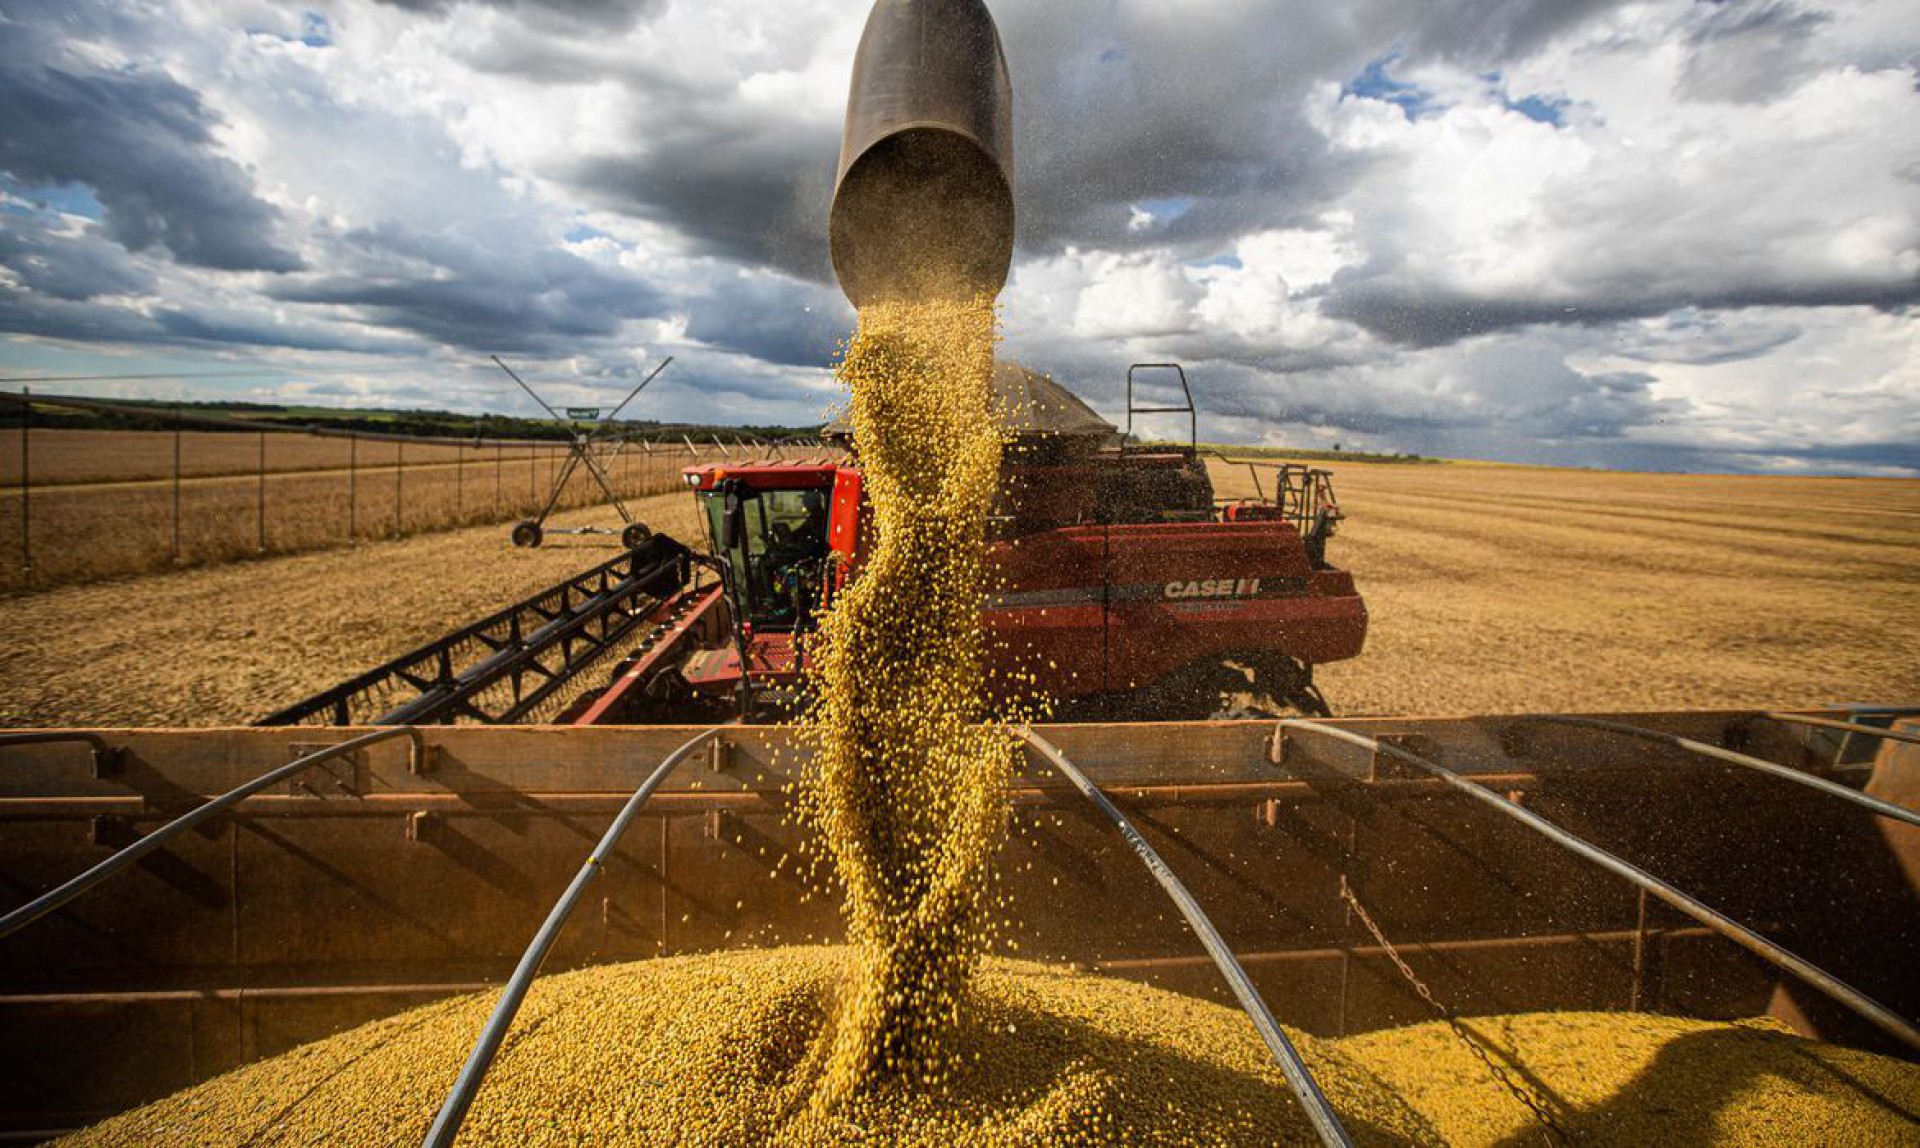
[0,0,1914,471]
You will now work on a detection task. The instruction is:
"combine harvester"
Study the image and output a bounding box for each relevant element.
[258,359,1363,729]
[3,0,1918,1142]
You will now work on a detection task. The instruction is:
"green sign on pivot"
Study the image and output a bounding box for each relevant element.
[566,407,601,421]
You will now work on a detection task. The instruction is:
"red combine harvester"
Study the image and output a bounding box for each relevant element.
[570,360,1364,724]
[262,363,1367,729]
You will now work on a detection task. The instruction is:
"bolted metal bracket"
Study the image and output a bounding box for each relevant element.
[703,808,738,843]
[706,738,733,774]
[90,745,127,780]
[406,810,440,843]
[1369,733,1438,782]
[286,744,367,799]
[91,814,134,848]
[410,743,439,776]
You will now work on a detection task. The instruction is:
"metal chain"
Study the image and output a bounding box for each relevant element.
[1339,879,1574,1144]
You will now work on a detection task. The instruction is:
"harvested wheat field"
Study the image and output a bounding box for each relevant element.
[1257,460,1920,715]
[1,459,1915,727]
[0,492,703,727]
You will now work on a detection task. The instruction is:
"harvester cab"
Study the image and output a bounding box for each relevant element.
[696,467,837,635]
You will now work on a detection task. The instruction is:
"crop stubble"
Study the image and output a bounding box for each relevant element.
[0,460,1914,728]
[0,494,705,727]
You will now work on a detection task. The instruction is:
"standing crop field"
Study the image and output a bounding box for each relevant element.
[0,428,456,485]
[0,428,746,591]
[0,459,1915,728]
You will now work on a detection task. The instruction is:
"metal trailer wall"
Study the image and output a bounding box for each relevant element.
[0,713,1914,1137]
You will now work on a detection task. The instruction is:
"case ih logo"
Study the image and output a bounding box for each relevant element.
[1164,577,1261,600]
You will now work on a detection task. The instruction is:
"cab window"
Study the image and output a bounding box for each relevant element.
[703,486,830,631]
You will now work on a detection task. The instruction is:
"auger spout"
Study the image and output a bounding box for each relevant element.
[829,0,1016,307]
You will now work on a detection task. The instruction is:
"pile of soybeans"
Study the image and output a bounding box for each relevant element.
[60,946,1920,1146]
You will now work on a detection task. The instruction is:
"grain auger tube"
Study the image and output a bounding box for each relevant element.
[830,0,1015,308]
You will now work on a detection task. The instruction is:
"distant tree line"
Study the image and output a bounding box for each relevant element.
[0,394,824,443]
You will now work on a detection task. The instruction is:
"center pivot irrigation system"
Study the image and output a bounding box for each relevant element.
[490,355,673,550]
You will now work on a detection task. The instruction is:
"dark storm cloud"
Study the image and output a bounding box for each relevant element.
[1420,429,1920,475]
[683,275,852,369]
[1753,439,1920,472]
[0,289,164,345]
[0,212,157,301]
[1609,310,1804,364]
[0,17,302,273]
[1388,0,1626,62]
[1680,0,1832,103]
[1322,276,1920,348]
[1151,322,1376,377]
[0,245,415,355]
[571,124,839,281]
[997,4,1356,257]
[1320,285,1651,347]
[269,220,667,355]
[369,0,667,33]
[154,306,420,356]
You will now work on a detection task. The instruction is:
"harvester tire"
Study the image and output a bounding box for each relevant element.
[511,520,544,548]
[622,523,653,549]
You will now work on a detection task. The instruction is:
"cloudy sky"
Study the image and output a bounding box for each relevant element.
[2,0,1916,473]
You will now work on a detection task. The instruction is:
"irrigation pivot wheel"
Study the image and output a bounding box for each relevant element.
[511,520,544,549]
[622,522,653,549]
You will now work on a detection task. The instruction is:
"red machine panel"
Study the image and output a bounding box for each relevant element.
[983,520,1367,707]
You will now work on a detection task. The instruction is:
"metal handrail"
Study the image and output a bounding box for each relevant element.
[1016,727,1355,1147]
[1765,712,1920,748]
[1524,715,1920,830]
[0,727,424,942]
[1124,363,1197,453]
[1276,719,1920,1054]
[420,727,723,1148]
